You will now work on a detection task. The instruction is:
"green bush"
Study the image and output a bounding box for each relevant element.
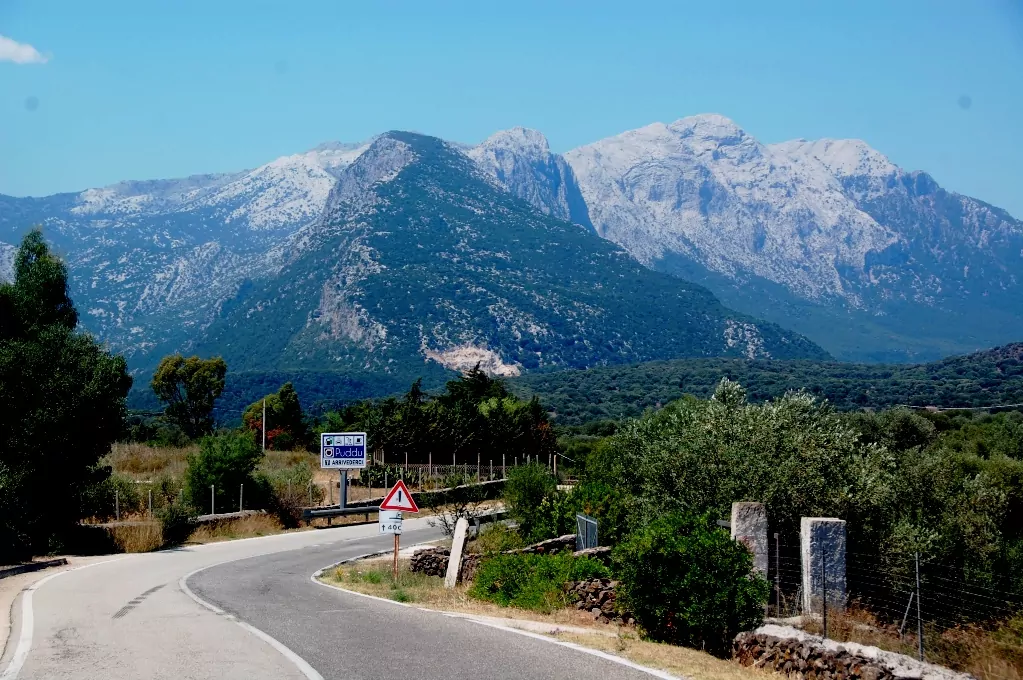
[613,512,769,657]
[503,463,558,541]
[469,552,610,613]
[472,523,525,554]
[157,501,197,546]
[184,432,264,514]
[567,479,636,546]
[81,472,144,519]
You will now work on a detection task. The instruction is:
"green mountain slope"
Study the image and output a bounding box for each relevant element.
[509,343,1023,425]
[192,131,827,380]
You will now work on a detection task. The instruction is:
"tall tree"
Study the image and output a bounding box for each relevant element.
[0,229,132,561]
[242,381,312,450]
[151,354,227,439]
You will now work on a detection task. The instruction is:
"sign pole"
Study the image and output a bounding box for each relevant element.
[340,469,347,509]
[393,532,399,581]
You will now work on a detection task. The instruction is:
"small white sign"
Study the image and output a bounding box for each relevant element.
[379,510,403,535]
[320,432,367,469]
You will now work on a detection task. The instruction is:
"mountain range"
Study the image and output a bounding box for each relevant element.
[2,114,1021,396]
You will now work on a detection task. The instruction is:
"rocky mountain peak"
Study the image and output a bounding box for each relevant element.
[772,138,898,179]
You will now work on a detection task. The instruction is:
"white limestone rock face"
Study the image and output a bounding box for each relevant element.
[564,114,897,305]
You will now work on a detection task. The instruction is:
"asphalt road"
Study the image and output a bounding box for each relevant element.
[1,518,666,680]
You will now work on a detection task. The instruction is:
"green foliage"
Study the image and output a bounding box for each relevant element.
[254,458,322,528]
[151,354,227,439]
[566,480,636,546]
[503,463,559,541]
[242,381,313,451]
[601,379,858,538]
[184,431,264,514]
[0,229,132,562]
[81,472,144,519]
[510,343,1023,425]
[157,501,197,547]
[470,552,610,613]
[613,512,769,657]
[472,523,525,554]
[320,367,559,468]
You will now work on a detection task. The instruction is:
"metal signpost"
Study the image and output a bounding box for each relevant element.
[321,432,368,510]
[379,480,419,579]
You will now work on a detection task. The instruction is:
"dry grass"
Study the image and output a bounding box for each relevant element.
[799,605,1023,680]
[555,631,776,680]
[323,558,770,680]
[106,516,163,553]
[105,442,195,480]
[187,514,284,544]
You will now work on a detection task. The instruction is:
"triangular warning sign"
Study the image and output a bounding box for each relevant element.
[380,480,419,513]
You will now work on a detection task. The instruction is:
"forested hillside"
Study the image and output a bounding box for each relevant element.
[509,343,1023,425]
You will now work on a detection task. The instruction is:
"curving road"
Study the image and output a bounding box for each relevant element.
[1,518,668,680]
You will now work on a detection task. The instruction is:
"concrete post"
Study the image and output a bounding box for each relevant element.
[731,502,769,577]
[444,517,470,589]
[800,517,847,615]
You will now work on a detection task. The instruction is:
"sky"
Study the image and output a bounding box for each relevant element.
[2,0,1022,216]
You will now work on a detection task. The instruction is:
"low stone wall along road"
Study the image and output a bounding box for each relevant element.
[0,519,667,680]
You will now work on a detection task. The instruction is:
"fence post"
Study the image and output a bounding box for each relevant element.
[476,453,480,481]
[240,483,244,512]
[428,453,432,483]
[148,489,153,517]
[210,485,215,515]
[916,552,924,661]
[502,453,506,478]
[115,489,120,521]
[489,459,493,480]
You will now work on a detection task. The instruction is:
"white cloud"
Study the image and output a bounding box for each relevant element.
[0,35,49,64]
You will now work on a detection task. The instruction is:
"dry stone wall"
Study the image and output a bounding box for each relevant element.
[565,578,631,624]
[734,625,976,680]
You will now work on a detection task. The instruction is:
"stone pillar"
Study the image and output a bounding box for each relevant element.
[730,502,768,577]
[800,517,846,614]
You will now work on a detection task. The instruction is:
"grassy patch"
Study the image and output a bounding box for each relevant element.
[107,518,163,553]
[555,631,775,680]
[799,606,1023,680]
[187,514,284,543]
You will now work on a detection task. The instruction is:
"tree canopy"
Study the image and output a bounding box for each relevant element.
[151,354,227,439]
[242,381,312,450]
[322,365,557,467]
[0,229,132,561]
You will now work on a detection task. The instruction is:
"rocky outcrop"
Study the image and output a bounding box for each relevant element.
[734,625,976,680]
[409,534,581,583]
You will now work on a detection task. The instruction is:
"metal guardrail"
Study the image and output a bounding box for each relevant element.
[302,506,380,521]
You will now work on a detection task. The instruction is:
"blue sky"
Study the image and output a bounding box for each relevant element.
[2,1,1022,216]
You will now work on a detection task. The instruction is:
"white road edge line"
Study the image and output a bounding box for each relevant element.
[179,564,324,680]
[1,557,128,680]
[310,565,684,680]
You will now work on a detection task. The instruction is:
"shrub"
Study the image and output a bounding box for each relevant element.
[157,501,197,546]
[469,552,610,613]
[567,479,636,546]
[472,523,525,554]
[81,472,144,520]
[613,512,769,657]
[503,462,558,540]
[184,432,264,514]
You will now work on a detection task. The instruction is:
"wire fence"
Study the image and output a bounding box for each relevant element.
[767,532,1023,679]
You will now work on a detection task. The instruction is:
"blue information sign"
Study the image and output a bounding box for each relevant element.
[320,432,367,469]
